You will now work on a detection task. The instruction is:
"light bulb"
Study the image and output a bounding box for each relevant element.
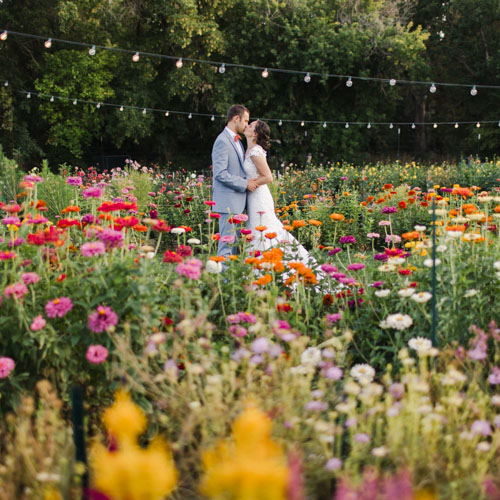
[304,72,311,83]
[433,123,438,128]
[3,80,7,87]
[44,38,52,49]
[219,64,225,74]
[389,78,397,86]
[498,121,500,127]
[73,99,77,105]
[132,52,140,62]
[142,108,147,115]
[323,122,327,128]
[165,111,169,117]
[411,123,416,129]
[211,115,215,121]
[89,45,96,56]
[50,96,54,102]
[430,83,437,93]
[454,122,459,128]
[0,31,7,41]
[470,86,477,96]
[119,105,124,111]
[261,68,269,78]
[389,123,394,129]
[279,120,282,126]
[300,121,305,126]
[27,92,31,98]
[476,122,480,128]
[346,77,353,87]
[176,58,183,68]
[345,122,349,128]
[188,113,192,119]
[367,123,371,129]
[96,102,101,108]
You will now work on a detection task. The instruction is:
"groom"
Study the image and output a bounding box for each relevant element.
[212,104,258,257]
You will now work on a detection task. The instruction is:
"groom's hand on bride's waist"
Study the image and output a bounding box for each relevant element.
[247,179,258,192]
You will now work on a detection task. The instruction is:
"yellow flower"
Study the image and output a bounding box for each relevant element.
[200,405,288,500]
[44,487,63,500]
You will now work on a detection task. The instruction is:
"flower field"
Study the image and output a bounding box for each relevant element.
[1,152,500,500]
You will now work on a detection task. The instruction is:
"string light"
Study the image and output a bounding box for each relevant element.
[346,77,353,87]
[175,58,183,69]
[3,80,8,87]
[96,102,101,108]
[188,112,192,119]
[210,115,214,121]
[476,122,480,128]
[455,122,459,128]
[119,105,123,111]
[323,121,327,128]
[430,83,437,93]
[389,78,397,86]
[50,96,54,102]
[218,63,225,74]
[89,45,96,56]
[73,99,77,105]
[278,119,282,126]
[261,68,269,78]
[345,122,349,128]
[411,123,416,129]
[389,123,394,129]
[44,38,52,49]
[367,122,371,129]
[142,108,147,114]
[470,86,477,96]
[433,123,438,128]
[304,72,311,83]
[26,92,31,98]
[0,31,7,41]
[132,52,140,62]
[165,111,169,116]
[300,121,305,126]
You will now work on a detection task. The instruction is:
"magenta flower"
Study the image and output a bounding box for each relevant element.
[4,282,29,300]
[7,237,25,248]
[229,325,248,338]
[88,305,118,333]
[0,357,15,378]
[21,272,40,285]
[328,247,342,255]
[86,345,109,364]
[347,263,365,271]
[45,297,73,318]
[325,458,342,471]
[66,176,83,186]
[175,258,203,280]
[220,235,235,244]
[321,263,338,275]
[30,315,46,331]
[367,232,380,239]
[326,313,342,323]
[81,241,106,257]
[82,186,104,199]
[237,311,257,324]
[97,228,124,249]
[2,216,21,225]
[24,174,44,183]
[381,206,397,214]
[339,235,356,244]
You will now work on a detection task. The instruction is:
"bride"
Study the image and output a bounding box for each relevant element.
[242,120,317,267]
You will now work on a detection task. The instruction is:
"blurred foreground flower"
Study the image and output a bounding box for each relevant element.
[200,404,289,500]
[90,390,177,500]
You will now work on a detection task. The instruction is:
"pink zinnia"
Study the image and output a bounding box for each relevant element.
[86,345,108,364]
[21,272,40,285]
[30,315,46,331]
[175,258,203,280]
[66,176,83,186]
[45,297,73,318]
[81,241,106,257]
[4,282,28,300]
[88,305,118,333]
[347,263,365,271]
[0,357,15,378]
[220,235,235,244]
[82,186,104,199]
[97,228,124,249]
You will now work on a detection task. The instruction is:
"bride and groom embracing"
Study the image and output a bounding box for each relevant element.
[211,104,315,267]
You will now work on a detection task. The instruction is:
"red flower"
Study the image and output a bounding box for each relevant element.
[163,251,183,263]
[398,269,412,276]
[277,303,293,312]
[57,273,67,282]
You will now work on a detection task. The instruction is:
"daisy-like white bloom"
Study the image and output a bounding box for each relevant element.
[411,291,432,303]
[478,195,493,203]
[371,446,388,457]
[493,261,500,271]
[446,230,463,239]
[301,347,322,367]
[171,227,186,234]
[463,233,483,241]
[408,336,432,355]
[464,289,478,298]
[414,225,427,232]
[436,244,447,252]
[428,209,447,217]
[350,364,375,385]
[388,257,405,265]
[374,289,391,298]
[398,287,415,298]
[467,212,486,221]
[423,258,441,268]
[380,313,413,331]
[205,260,223,273]
[453,216,469,223]
[187,238,201,245]
[378,264,396,272]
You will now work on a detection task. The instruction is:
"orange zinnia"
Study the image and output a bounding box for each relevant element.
[494,205,500,213]
[292,220,307,228]
[283,225,294,231]
[402,231,419,240]
[446,225,466,232]
[253,274,272,286]
[210,256,227,262]
[61,205,81,214]
[265,232,277,239]
[329,213,344,221]
[255,225,267,232]
[308,219,322,226]
[452,187,473,197]
[383,184,393,190]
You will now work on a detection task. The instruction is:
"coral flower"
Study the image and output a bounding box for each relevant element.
[88,306,119,333]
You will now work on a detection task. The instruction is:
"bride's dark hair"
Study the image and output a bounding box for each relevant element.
[254,120,271,151]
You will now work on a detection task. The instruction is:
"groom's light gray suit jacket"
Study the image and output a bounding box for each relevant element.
[211,129,248,214]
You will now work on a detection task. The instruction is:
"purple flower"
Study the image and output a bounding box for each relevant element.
[386,234,402,244]
[389,383,405,399]
[0,357,15,378]
[367,232,380,239]
[305,400,328,411]
[378,220,391,226]
[341,176,348,181]
[81,241,106,257]
[2,216,21,225]
[66,176,83,186]
[24,174,44,183]
[374,253,389,261]
[175,258,203,280]
[81,214,96,224]
[220,235,235,244]
[227,314,241,324]
[238,311,257,324]
[331,272,346,280]
[353,433,370,443]
[251,337,270,354]
[324,366,343,380]
[229,325,248,338]
[370,281,385,288]
[325,458,342,471]
[7,237,25,248]
[468,346,487,361]
[97,228,124,249]
[381,206,397,214]
[488,367,500,385]
[45,297,73,318]
[471,420,492,436]
[321,263,338,275]
[347,263,365,271]
[326,313,342,323]
[339,277,356,285]
[86,345,109,364]
[88,305,118,333]
[328,248,342,255]
[339,235,356,244]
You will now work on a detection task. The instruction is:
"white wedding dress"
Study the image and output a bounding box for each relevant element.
[244,145,317,267]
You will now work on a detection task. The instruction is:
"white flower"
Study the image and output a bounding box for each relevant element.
[371,446,388,457]
[428,209,447,217]
[374,289,391,298]
[493,261,500,271]
[477,441,491,452]
[380,313,413,331]
[453,216,469,223]
[171,227,186,234]
[188,401,201,410]
[478,195,493,203]
[398,287,415,298]
[467,212,486,221]
[423,258,441,267]
[187,238,201,245]
[492,395,500,406]
[350,364,375,385]
[436,244,447,252]
[378,264,396,272]
[205,260,223,273]
[408,336,432,355]
[301,347,322,367]
[411,291,432,303]
[388,257,405,265]
[446,230,463,239]
[414,225,427,232]
[464,289,478,298]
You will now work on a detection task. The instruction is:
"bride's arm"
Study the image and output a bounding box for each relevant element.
[250,155,273,186]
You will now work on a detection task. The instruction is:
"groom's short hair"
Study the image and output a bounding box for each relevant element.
[227,105,249,123]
